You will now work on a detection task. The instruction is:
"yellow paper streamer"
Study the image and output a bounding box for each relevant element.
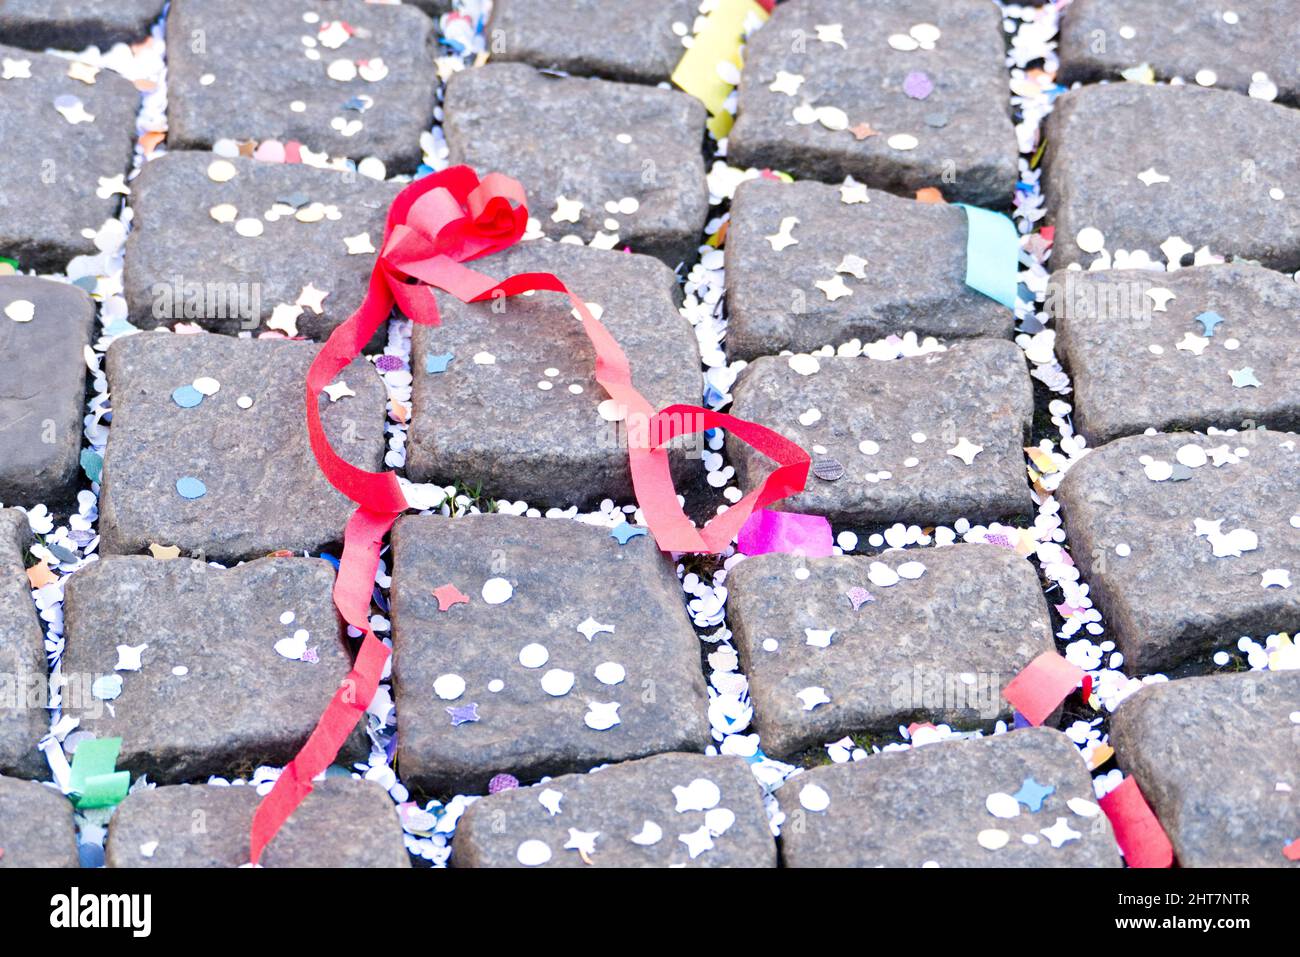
[671,0,770,139]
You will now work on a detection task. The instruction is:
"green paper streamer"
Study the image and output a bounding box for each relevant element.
[69,736,129,809]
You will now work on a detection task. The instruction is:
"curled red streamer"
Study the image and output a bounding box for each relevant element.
[249,167,809,862]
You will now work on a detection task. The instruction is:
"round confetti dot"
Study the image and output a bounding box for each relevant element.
[762,638,779,652]
[176,476,206,499]
[594,661,625,685]
[200,73,215,85]
[516,840,551,866]
[1119,25,1136,39]
[985,792,1020,818]
[1076,226,1105,253]
[235,218,264,238]
[597,399,626,421]
[858,440,880,455]
[799,783,830,812]
[544,367,559,377]
[568,384,583,395]
[433,673,465,700]
[540,668,575,697]
[518,643,548,669]
[1223,11,1239,24]
[290,100,306,112]
[193,376,220,396]
[887,133,919,151]
[1195,69,1217,86]
[172,385,204,408]
[209,203,238,223]
[237,395,254,409]
[978,829,1010,850]
[207,159,237,183]
[911,432,926,444]
[616,133,632,144]
[1175,444,1207,468]
[172,666,188,676]
[888,33,919,51]
[836,531,857,551]
[1224,338,1240,351]
[280,611,295,624]
[1116,543,1131,557]
[1269,187,1285,201]
[537,380,552,391]
[482,577,513,604]
[616,197,639,215]
[903,456,919,468]
[488,679,504,693]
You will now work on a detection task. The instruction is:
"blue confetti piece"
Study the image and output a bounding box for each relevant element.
[80,449,102,485]
[425,352,454,374]
[172,384,204,408]
[958,204,1019,309]
[1012,776,1055,812]
[610,523,647,545]
[175,476,207,500]
[446,702,479,726]
[1195,310,1225,337]
[319,552,341,570]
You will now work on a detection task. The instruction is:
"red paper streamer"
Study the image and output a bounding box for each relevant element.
[249,167,810,862]
[1001,650,1084,727]
[1099,776,1175,868]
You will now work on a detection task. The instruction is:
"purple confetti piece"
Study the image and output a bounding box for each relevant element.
[903,71,934,100]
[488,773,520,794]
[375,354,406,372]
[846,586,874,610]
[447,702,480,726]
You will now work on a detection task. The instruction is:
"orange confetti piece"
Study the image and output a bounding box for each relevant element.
[26,561,57,589]
[1025,446,1059,474]
[915,187,946,204]
[138,130,165,155]
[849,122,878,140]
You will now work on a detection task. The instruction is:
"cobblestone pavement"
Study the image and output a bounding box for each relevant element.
[0,0,1295,870]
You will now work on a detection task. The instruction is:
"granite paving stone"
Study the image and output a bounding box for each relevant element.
[728,339,1034,529]
[406,240,703,506]
[60,555,366,783]
[725,176,1012,360]
[0,277,96,505]
[1109,669,1299,867]
[98,331,387,562]
[165,0,438,172]
[1044,83,1300,271]
[443,62,709,267]
[1057,429,1300,674]
[390,513,711,795]
[1051,263,1300,445]
[728,544,1055,758]
[777,727,1122,867]
[1058,0,1299,106]
[0,1,163,51]
[0,510,48,779]
[0,44,138,271]
[729,0,1018,209]
[0,776,79,868]
[123,151,399,340]
[104,778,409,867]
[487,0,698,85]
[452,752,776,867]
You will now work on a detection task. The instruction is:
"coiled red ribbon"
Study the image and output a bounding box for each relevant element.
[249,167,809,862]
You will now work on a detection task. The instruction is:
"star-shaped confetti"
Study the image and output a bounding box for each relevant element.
[815,23,847,47]
[538,788,563,816]
[323,380,355,401]
[610,523,647,545]
[584,701,621,730]
[577,617,615,641]
[432,583,470,611]
[551,195,583,224]
[96,174,128,199]
[343,232,375,255]
[768,71,805,96]
[446,702,479,726]
[804,628,835,648]
[67,61,100,84]
[563,828,600,859]
[114,643,148,672]
[1229,367,1260,388]
[815,275,853,301]
[848,122,878,140]
[1260,569,1291,589]
[839,178,870,204]
[26,561,58,589]
[836,254,868,279]
[846,586,874,610]
[1,58,32,80]
[1039,816,1082,848]
[267,302,302,337]
[53,95,94,125]
[148,543,181,560]
[678,825,715,859]
[947,437,983,465]
[1136,167,1170,186]
[1144,287,1175,312]
[425,352,454,374]
[296,283,329,315]
[1013,777,1055,812]
[797,686,830,711]
[1195,311,1225,337]
[765,216,799,251]
[1175,332,1209,355]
